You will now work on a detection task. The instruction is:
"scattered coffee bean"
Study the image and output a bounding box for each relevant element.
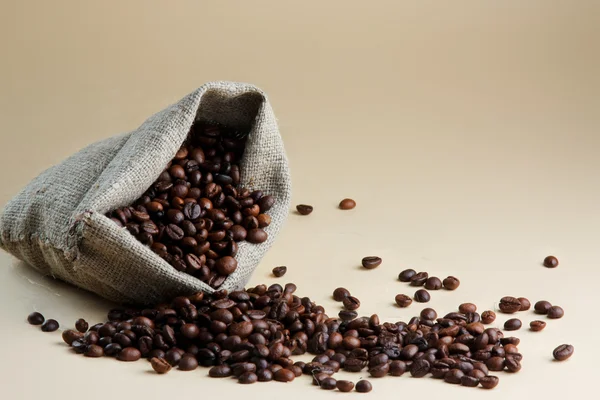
[504,318,522,331]
[117,347,142,362]
[41,319,59,332]
[84,344,104,358]
[320,377,337,390]
[424,276,442,290]
[296,205,313,215]
[547,306,564,319]
[398,269,416,282]
[442,276,460,290]
[272,266,287,277]
[62,329,84,345]
[75,318,89,333]
[543,255,559,268]
[362,256,382,270]
[479,375,500,389]
[27,312,45,325]
[151,357,172,374]
[274,368,295,382]
[420,308,437,320]
[239,371,258,384]
[499,296,522,313]
[355,380,373,393]
[414,289,430,303]
[459,303,477,314]
[481,310,496,324]
[529,320,546,332]
[518,297,531,311]
[339,198,356,210]
[410,359,431,377]
[336,380,354,392]
[395,294,413,308]
[333,287,350,301]
[410,272,429,286]
[342,296,361,311]
[553,344,574,361]
[534,300,552,314]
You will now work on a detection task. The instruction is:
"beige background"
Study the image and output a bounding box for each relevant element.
[1,1,599,398]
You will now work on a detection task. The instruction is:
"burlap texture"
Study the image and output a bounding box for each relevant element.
[0,82,291,304]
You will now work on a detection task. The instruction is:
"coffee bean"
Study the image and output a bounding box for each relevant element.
[41,319,59,332]
[339,310,358,321]
[459,303,477,314]
[238,371,258,384]
[320,377,337,390]
[343,296,361,310]
[369,362,390,378]
[553,344,574,361]
[424,276,442,290]
[499,296,522,313]
[355,380,373,393]
[336,380,355,392]
[518,297,531,311]
[165,224,184,241]
[414,289,430,303]
[274,368,295,382]
[117,347,142,362]
[339,198,356,210]
[530,320,546,331]
[442,276,460,290]
[388,360,406,376]
[272,266,287,277]
[444,369,464,384]
[178,355,198,371]
[543,255,559,268]
[333,287,350,301]
[504,318,522,331]
[362,256,382,269]
[215,256,238,275]
[151,357,172,374]
[27,312,45,325]
[410,272,429,286]
[461,375,479,387]
[62,329,84,345]
[395,294,412,308]
[534,300,552,314]
[481,310,496,324]
[479,375,499,389]
[398,269,416,282]
[420,308,437,320]
[410,359,430,378]
[296,205,313,215]
[247,228,268,243]
[75,318,88,333]
[547,305,564,319]
[485,357,505,371]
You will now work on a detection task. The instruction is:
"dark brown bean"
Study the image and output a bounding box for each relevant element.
[534,300,552,314]
[336,380,355,392]
[543,255,559,268]
[499,296,522,313]
[296,204,313,215]
[424,276,442,290]
[151,357,172,374]
[272,266,287,277]
[530,320,546,331]
[442,276,460,290]
[547,305,564,319]
[398,269,416,282]
[355,380,373,393]
[553,344,574,361]
[518,297,531,311]
[481,310,496,324]
[339,198,356,210]
[395,294,412,308]
[361,256,382,269]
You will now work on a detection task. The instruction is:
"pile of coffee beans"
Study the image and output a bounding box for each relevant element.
[105,122,275,288]
[395,269,460,307]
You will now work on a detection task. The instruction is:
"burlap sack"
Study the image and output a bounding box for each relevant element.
[0,81,291,305]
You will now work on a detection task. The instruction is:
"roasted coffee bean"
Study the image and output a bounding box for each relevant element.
[420,308,437,320]
[339,310,358,321]
[27,312,45,325]
[272,266,287,277]
[369,362,390,377]
[481,310,496,324]
[499,296,522,313]
[41,319,59,332]
[395,294,412,308]
[274,368,295,382]
[485,357,505,371]
[178,355,198,371]
[296,204,313,215]
[336,380,355,392]
[355,380,373,393]
[333,287,350,301]
[543,255,559,268]
[461,375,479,387]
[84,344,104,358]
[479,375,499,389]
[530,320,546,332]
[151,357,172,374]
[534,300,552,314]
[410,359,430,378]
[62,329,84,345]
[320,377,337,390]
[547,305,564,319]
[504,318,522,331]
[104,343,122,356]
[442,276,460,290]
[215,256,238,275]
[339,198,356,210]
[505,357,521,373]
[389,360,406,376]
[74,318,89,333]
[459,303,477,314]
[238,372,258,384]
[424,277,442,290]
[553,344,574,361]
[398,269,416,282]
[518,297,531,311]
[255,368,273,382]
[444,369,464,384]
[414,289,430,303]
[343,296,361,311]
[117,347,142,362]
[410,272,429,286]
[246,228,268,243]
[362,256,382,269]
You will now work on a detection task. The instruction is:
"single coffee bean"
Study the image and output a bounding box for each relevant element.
[62,329,84,345]
[369,363,390,378]
[272,266,287,277]
[215,256,238,275]
[209,365,232,378]
[424,276,442,290]
[398,269,416,282]
[459,303,477,314]
[336,380,355,392]
[442,276,460,290]
[480,375,499,389]
[339,198,356,210]
[84,344,104,358]
[486,357,505,371]
[339,310,358,321]
[534,300,552,314]
[505,357,521,373]
[547,305,564,319]
[481,310,496,324]
[530,320,546,331]
[414,289,430,303]
[178,355,198,371]
[75,318,89,333]
[104,343,122,356]
[27,312,45,325]
[504,318,522,331]
[410,272,429,286]
[246,228,268,243]
[420,308,437,320]
[239,372,258,384]
[320,377,337,390]
[499,296,522,313]
[518,297,531,311]
[461,375,479,387]
[395,294,413,308]
[355,380,373,393]
[151,357,172,374]
[362,256,382,269]
[389,360,406,376]
[543,255,559,268]
[410,359,431,378]
[117,347,142,362]
[274,368,295,382]
[444,369,464,384]
[333,287,350,301]
[296,204,313,215]
[343,296,361,311]
[41,319,59,332]
[553,344,574,361]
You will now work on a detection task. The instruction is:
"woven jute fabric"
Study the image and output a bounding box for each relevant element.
[0,82,291,305]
